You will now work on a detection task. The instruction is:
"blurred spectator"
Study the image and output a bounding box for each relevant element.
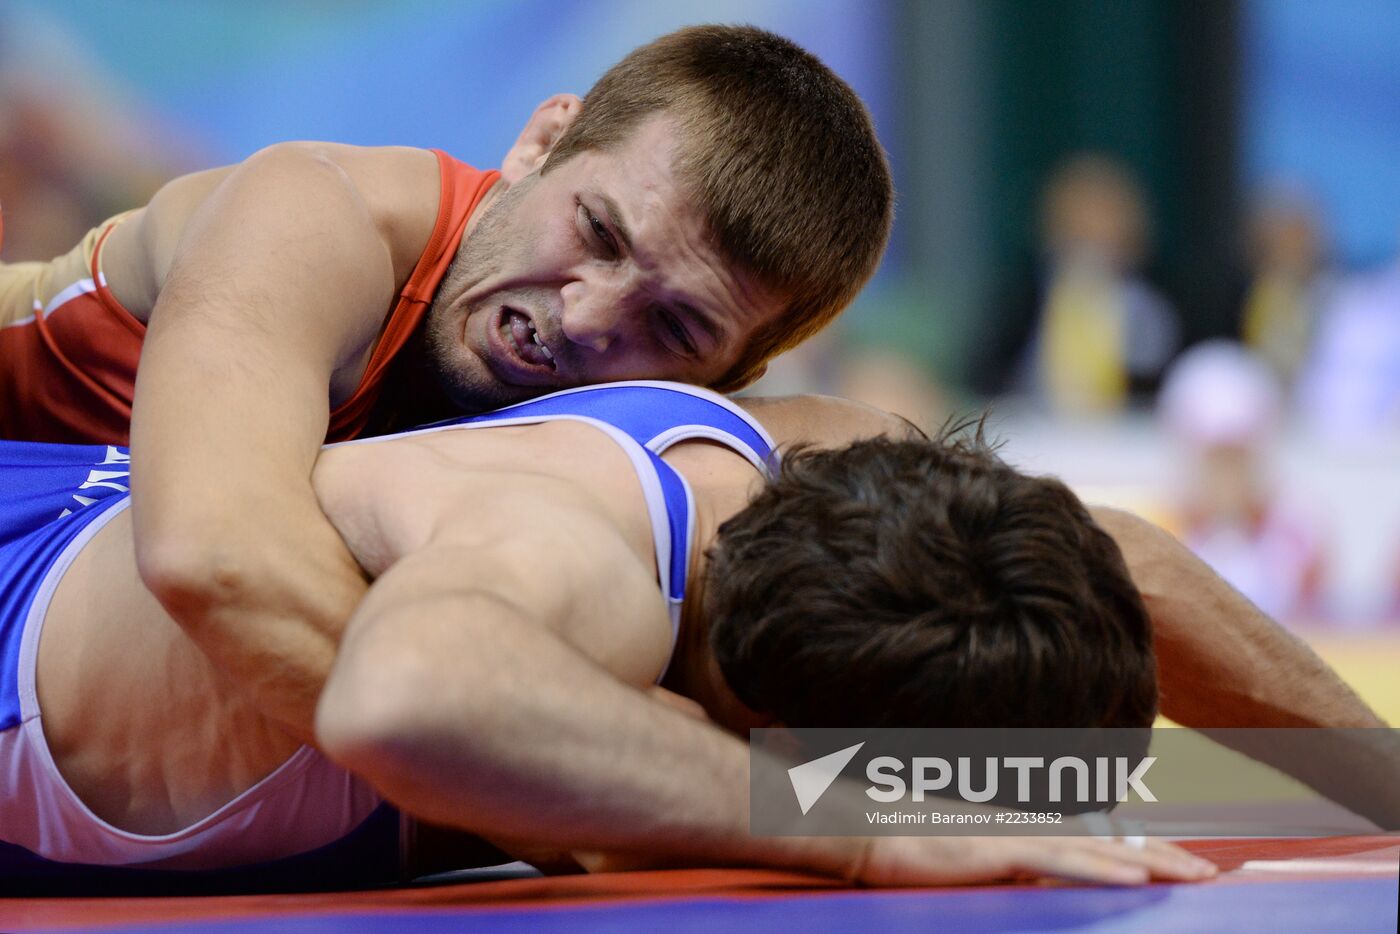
[749,333,949,437]
[836,346,949,436]
[1237,186,1338,388]
[1159,341,1327,622]
[0,7,198,261]
[984,154,1180,415]
[1297,240,1400,441]
[745,331,843,397]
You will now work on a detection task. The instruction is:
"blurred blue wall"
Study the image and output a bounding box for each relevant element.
[18,0,899,282]
[1244,0,1400,266]
[17,1,890,195]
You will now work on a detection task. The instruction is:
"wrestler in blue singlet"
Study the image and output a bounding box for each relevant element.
[0,381,775,893]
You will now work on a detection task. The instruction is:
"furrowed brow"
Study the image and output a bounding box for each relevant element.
[595,191,728,349]
[676,300,722,346]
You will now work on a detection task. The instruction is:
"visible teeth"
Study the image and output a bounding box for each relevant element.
[529,329,554,361]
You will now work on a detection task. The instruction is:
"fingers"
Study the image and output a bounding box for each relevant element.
[1010,841,1151,885]
[1007,836,1216,886]
[858,835,1217,889]
[1081,837,1217,882]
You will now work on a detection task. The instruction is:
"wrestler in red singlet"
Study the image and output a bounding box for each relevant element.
[0,152,496,445]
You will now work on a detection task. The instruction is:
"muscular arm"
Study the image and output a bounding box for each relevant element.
[1091,507,1385,729]
[1093,507,1399,826]
[130,143,436,738]
[316,491,1210,886]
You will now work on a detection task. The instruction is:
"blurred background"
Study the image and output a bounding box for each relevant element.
[1,0,1397,701]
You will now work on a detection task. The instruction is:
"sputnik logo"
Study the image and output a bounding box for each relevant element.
[787,742,865,815]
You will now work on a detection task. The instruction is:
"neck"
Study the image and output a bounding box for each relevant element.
[368,331,463,433]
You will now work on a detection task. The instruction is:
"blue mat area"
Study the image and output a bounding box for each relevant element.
[67,877,1398,934]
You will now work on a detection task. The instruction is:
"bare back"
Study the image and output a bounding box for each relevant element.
[35,414,761,835]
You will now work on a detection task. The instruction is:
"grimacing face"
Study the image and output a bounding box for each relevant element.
[423,115,783,411]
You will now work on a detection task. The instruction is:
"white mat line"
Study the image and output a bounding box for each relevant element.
[1239,859,1398,875]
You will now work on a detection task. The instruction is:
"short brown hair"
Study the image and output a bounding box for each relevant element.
[706,428,1157,729]
[544,25,894,390]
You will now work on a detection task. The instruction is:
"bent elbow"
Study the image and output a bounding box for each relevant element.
[315,633,503,786]
[314,686,397,774]
[315,662,442,780]
[135,527,256,623]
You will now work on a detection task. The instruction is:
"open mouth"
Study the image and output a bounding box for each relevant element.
[495,306,557,375]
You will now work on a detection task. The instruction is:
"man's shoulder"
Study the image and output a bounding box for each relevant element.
[345,419,643,557]
[417,419,656,536]
[291,142,443,238]
[255,142,449,292]
[148,141,447,282]
[387,428,673,681]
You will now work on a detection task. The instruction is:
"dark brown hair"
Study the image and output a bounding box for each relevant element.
[706,428,1157,729]
[544,25,894,390]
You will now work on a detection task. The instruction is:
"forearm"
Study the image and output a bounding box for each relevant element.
[127,144,398,737]
[1092,507,1386,729]
[129,299,364,738]
[130,348,367,736]
[1094,507,1399,827]
[317,592,860,877]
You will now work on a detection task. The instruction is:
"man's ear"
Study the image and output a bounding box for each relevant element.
[500,93,583,185]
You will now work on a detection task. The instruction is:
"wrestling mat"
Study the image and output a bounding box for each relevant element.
[1,835,1394,933]
[3,632,1395,931]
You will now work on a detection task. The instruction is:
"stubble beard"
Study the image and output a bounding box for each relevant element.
[421,177,535,413]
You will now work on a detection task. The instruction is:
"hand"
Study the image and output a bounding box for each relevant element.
[851,834,1217,887]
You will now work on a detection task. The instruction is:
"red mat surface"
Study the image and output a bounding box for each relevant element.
[1,836,1393,932]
